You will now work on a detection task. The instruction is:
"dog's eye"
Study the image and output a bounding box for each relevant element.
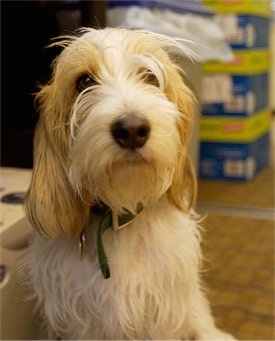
[77,74,97,92]
[143,72,159,88]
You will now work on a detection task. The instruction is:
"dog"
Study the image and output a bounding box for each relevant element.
[24,27,235,340]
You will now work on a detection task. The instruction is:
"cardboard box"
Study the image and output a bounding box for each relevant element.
[202,0,271,17]
[199,132,270,180]
[203,49,270,74]
[199,108,271,142]
[202,72,269,116]
[216,14,269,49]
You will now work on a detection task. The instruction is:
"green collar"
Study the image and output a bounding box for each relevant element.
[80,203,143,279]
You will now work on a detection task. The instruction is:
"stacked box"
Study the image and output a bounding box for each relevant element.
[215,14,269,49]
[199,110,271,180]
[199,1,271,181]
[200,109,271,142]
[202,72,269,116]
[202,0,270,17]
[200,133,270,181]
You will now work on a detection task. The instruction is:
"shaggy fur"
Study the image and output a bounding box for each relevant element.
[25,27,235,340]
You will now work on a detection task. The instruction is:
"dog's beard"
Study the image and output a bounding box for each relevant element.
[95,163,174,213]
[69,147,177,213]
[68,85,181,212]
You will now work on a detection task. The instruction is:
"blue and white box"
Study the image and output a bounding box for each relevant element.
[199,132,270,181]
[216,14,270,49]
[202,72,269,116]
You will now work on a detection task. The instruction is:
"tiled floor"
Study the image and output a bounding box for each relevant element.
[201,214,274,340]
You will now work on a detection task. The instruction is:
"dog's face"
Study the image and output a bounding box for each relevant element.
[25,28,197,238]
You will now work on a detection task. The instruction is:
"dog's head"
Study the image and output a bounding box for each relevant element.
[24,28,198,238]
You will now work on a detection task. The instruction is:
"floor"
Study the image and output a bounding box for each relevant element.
[201,214,274,340]
[197,122,275,340]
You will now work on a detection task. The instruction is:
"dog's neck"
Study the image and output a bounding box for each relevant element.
[91,202,143,231]
[81,202,143,279]
[91,202,110,217]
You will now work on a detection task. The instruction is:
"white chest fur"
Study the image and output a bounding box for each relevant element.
[30,199,202,339]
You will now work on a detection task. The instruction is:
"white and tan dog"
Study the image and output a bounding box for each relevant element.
[25,27,234,340]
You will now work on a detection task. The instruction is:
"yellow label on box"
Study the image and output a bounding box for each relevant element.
[202,0,271,17]
[200,109,271,142]
[203,49,270,74]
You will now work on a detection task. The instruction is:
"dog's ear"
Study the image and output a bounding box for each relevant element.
[165,62,198,212]
[24,84,90,239]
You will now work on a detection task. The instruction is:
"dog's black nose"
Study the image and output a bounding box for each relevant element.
[111,114,151,149]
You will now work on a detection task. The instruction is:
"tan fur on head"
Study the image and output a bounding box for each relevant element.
[24,27,198,239]
[164,63,198,211]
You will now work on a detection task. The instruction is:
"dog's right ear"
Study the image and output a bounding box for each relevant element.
[24,85,90,239]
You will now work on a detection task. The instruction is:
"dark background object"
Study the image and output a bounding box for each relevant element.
[1,0,106,168]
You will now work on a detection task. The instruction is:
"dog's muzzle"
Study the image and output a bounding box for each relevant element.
[111,113,150,150]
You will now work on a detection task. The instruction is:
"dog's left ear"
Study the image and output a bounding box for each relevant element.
[165,61,198,212]
[24,83,90,239]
